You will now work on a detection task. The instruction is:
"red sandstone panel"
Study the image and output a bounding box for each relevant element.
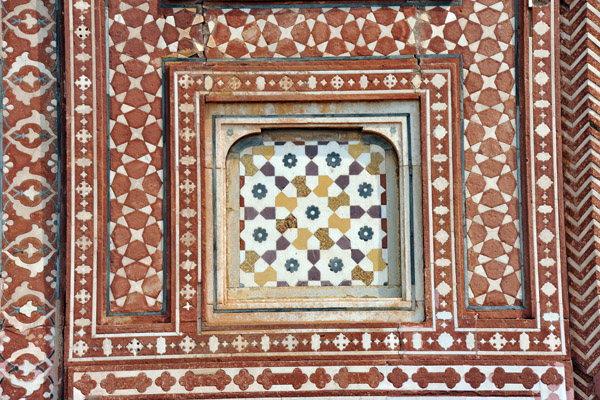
[0,0,60,397]
[106,0,202,316]
[0,0,587,396]
[560,0,600,396]
[69,362,571,398]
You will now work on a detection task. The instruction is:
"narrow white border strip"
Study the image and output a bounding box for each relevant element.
[68,0,76,359]
[551,2,567,354]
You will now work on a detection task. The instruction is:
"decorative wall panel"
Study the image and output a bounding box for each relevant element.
[62,0,574,398]
[0,0,60,398]
[1,0,596,396]
[202,99,423,324]
[237,138,393,289]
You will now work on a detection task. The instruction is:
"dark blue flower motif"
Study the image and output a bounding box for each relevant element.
[283,153,297,168]
[285,258,299,272]
[253,227,268,243]
[358,182,373,198]
[252,183,268,199]
[328,257,344,272]
[358,226,374,241]
[326,152,342,168]
[306,205,320,220]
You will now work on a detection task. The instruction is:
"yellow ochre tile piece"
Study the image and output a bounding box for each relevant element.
[328,214,350,233]
[366,152,384,175]
[275,192,297,212]
[276,214,297,233]
[291,176,311,197]
[348,142,370,159]
[254,266,277,287]
[240,250,260,273]
[241,154,258,176]
[314,228,334,250]
[352,265,374,286]
[367,249,388,272]
[293,228,312,249]
[328,192,349,211]
[313,175,334,197]
[252,145,274,159]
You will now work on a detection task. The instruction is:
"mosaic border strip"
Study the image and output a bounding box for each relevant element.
[560,0,600,394]
[69,363,569,399]
[0,0,61,398]
[104,1,170,317]
[171,1,463,8]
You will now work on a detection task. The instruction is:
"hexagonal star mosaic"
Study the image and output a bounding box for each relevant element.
[238,139,390,288]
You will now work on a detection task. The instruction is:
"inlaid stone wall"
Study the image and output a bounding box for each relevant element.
[0,0,60,398]
[61,0,574,397]
[3,0,598,397]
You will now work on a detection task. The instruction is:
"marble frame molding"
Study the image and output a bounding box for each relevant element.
[202,100,424,326]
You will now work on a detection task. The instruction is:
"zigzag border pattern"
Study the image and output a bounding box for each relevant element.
[560,0,600,397]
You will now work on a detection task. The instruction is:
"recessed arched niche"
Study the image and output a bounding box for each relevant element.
[203,100,424,327]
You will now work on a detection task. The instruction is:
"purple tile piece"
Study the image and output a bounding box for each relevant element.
[305,145,318,158]
[261,161,275,176]
[321,281,333,286]
[351,249,365,263]
[349,161,363,175]
[276,237,290,250]
[307,250,320,264]
[335,175,349,189]
[261,207,276,219]
[305,161,319,175]
[308,266,321,280]
[296,281,308,286]
[277,281,290,287]
[262,250,276,264]
[244,207,258,220]
[367,206,381,218]
[339,280,352,286]
[350,206,365,218]
[336,235,351,249]
[275,176,289,190]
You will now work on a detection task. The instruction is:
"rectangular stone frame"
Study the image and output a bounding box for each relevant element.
[203,99,423,326]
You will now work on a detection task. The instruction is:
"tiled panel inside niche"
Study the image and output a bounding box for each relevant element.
[237,138,392,289]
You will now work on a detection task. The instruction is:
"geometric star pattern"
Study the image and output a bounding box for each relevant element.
[107,0,203,313]
[239,139,390,288]
[440,1,523,307]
